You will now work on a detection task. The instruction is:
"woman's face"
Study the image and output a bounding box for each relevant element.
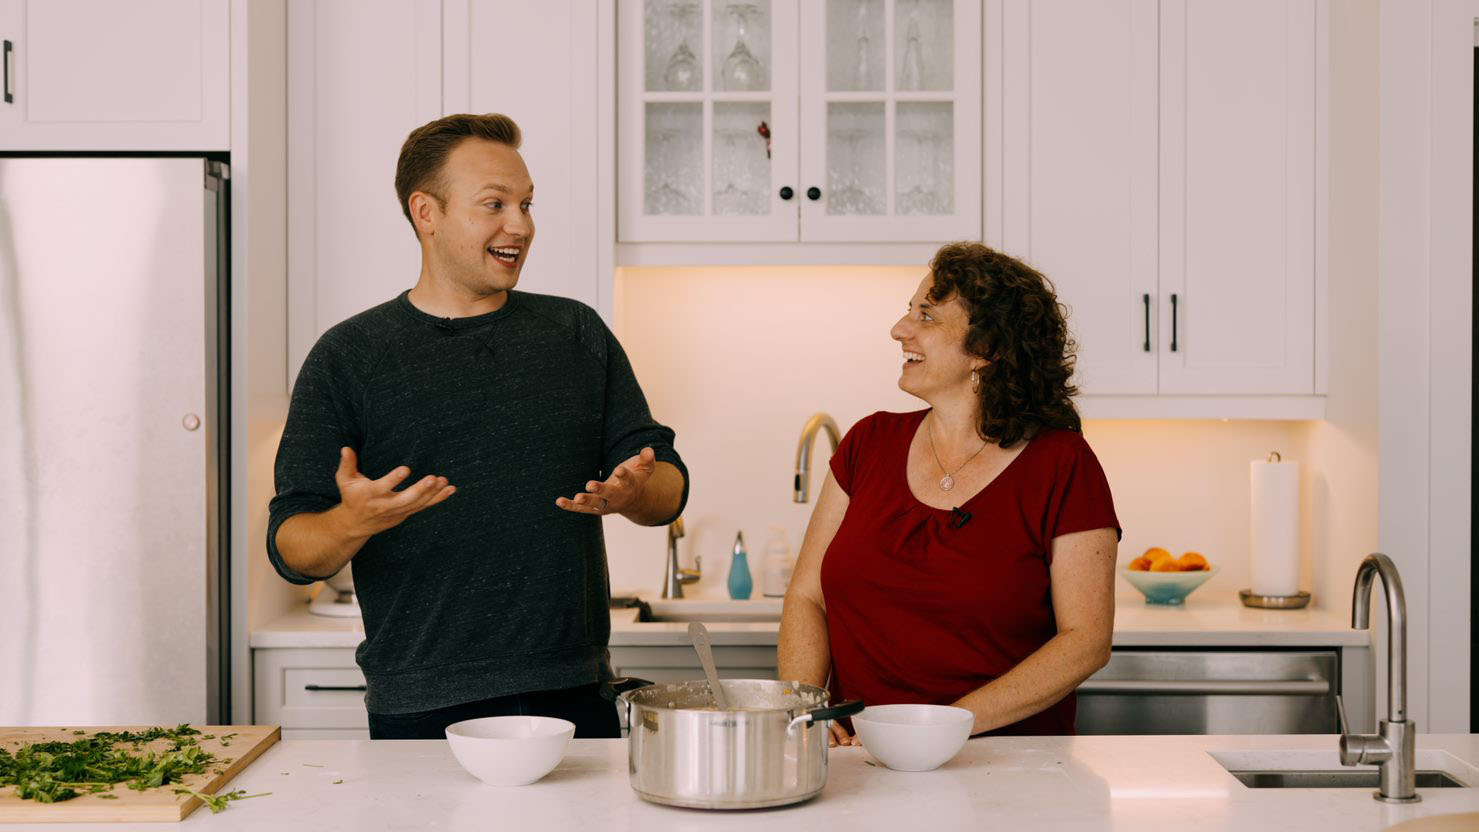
[890,274,983,401]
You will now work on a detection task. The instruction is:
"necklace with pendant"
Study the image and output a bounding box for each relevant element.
[925,412,989,491]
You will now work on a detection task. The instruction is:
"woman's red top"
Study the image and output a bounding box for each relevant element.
[820,409,1121,735]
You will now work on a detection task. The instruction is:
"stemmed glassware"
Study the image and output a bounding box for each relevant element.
[853,0,872,89]
[662,1,700,91]
[720,3,764,91]
[899,0,924,90]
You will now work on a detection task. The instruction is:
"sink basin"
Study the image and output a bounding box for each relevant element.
[1209,749,1477,791]
[636,598,782,623]
[1229,770,1468,789]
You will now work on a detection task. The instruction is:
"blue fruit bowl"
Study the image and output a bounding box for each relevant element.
[1120,567,1217,605]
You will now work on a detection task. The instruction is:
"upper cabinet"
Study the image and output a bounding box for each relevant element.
[0,0,229,151]
[996,0,1325,401]
[618,0,981,243]
[286,0,603,381]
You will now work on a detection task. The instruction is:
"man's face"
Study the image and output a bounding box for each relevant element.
[419,138,535,295]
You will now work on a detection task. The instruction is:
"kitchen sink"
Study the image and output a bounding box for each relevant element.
[634,598,782,624]
[1209,749,1477,791]
[1228,770,1469,789]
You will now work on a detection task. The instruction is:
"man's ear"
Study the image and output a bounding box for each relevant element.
[408,191,440,239]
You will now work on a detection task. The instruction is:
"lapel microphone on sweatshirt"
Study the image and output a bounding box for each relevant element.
[949,507,972,529]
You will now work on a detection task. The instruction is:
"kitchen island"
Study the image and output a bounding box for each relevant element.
[4,734,1476,831]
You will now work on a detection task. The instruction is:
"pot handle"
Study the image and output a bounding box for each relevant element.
[786,699,864,735]
[607,677,655,724]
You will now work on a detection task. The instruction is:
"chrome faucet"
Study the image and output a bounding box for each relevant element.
[661,517,700,599]
[1337,553,1418,803]
[793,412,841,502]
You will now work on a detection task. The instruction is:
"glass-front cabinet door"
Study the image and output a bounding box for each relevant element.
[799,0,980,242]
[617,0,978,244]
[619,0,800,241]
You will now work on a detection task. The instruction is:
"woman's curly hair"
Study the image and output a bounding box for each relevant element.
[927,242,1081,447]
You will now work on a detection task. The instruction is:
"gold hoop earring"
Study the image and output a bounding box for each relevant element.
[970,369,981,394]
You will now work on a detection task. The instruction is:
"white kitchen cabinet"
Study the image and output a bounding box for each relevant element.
[252,648,369,740]
[286,0,441,378]
[443,0,603,309]
[618,0,981,243]
[0,0,229,151]
[996,0,1324,400]
[287,0,603,379]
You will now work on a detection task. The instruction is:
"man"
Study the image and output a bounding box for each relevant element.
[267,113,688,739]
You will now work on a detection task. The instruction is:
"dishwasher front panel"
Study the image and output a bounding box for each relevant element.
[1074,649,1339,735]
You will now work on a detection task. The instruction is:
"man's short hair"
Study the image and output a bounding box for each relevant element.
[395,113,523,235]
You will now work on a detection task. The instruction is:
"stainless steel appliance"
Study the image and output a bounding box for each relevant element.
[615,678,862,809]
[0,156,230,725]
[1075,649,1338,735]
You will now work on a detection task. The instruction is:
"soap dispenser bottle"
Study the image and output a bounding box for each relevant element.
[727,531,753,600]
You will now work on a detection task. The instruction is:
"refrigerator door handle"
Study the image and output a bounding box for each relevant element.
[4,40,13,104]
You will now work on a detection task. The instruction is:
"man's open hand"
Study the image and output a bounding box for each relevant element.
[556,448,657,517]
[335,446,456,536]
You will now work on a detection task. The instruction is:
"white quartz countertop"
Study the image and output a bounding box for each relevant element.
[251,592,1371,649]
[6,734,1476,831]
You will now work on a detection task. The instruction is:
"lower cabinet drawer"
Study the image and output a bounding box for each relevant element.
[253,648,369,731]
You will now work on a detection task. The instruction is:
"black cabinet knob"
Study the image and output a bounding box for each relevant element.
[779,186,794,200]
[806,186,821,201]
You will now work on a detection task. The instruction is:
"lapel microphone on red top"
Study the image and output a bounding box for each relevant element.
[950,507,972,529]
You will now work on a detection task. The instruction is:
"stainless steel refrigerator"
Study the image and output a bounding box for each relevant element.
[0,156,230,725]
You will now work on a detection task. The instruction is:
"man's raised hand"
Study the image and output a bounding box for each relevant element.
[334,446,456,536]
[555,447,658,517]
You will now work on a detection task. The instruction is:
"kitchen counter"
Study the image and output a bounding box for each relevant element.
[252,592,1371,649]
[5,734,1476,831]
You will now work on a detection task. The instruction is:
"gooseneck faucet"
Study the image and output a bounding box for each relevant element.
[793,412,841,503]
[661,517,701,599]
[1337,552,1418,803]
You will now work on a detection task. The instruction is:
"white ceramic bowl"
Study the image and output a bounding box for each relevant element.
[445,716,575,786]
[851,704,974,772]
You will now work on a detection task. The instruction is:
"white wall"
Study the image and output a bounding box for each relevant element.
[606,267,1376,610]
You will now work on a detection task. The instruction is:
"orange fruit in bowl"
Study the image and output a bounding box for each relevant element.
[1143,547,1174,565]
[1177,552,1209,571]
[1150,556,1182,572]
[1128,556,1152,571]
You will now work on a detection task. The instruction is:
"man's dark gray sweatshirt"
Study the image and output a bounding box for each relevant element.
[267,290,688,714]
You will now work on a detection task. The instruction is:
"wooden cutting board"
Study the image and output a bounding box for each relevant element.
[0,724,280,823]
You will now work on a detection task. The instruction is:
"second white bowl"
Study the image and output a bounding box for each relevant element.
[445,716,575,786]
[852,704,973,772]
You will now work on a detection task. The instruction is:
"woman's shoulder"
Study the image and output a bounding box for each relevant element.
[1023,426,1100,466]
[847,409,928,441]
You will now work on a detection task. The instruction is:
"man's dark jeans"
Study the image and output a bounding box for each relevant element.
[368,682,619,740]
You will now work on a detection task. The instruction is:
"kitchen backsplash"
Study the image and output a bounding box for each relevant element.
[604,265,1374,607]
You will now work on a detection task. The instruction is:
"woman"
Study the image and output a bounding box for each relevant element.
[778,242,1120,743]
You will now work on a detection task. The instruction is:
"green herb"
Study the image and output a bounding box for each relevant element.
[301,763,324,768]
[97,794,118,800]
[202,735,216,741]
[332,779,343,785]
[0,725,219,805]
[71,731,85,736]
[172,787,270,814]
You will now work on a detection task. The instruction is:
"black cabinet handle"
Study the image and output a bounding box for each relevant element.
[1142,293,1151,352]
[4,40,13,105]
[779,186,794,200]
[304,684,367,692]
[806,186,821,201]
[1170,293,1179,352]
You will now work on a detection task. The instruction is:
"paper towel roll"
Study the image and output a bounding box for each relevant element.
[1250,456,1300,596]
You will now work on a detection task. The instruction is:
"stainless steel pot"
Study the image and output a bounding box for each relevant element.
[613,677,863,809]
